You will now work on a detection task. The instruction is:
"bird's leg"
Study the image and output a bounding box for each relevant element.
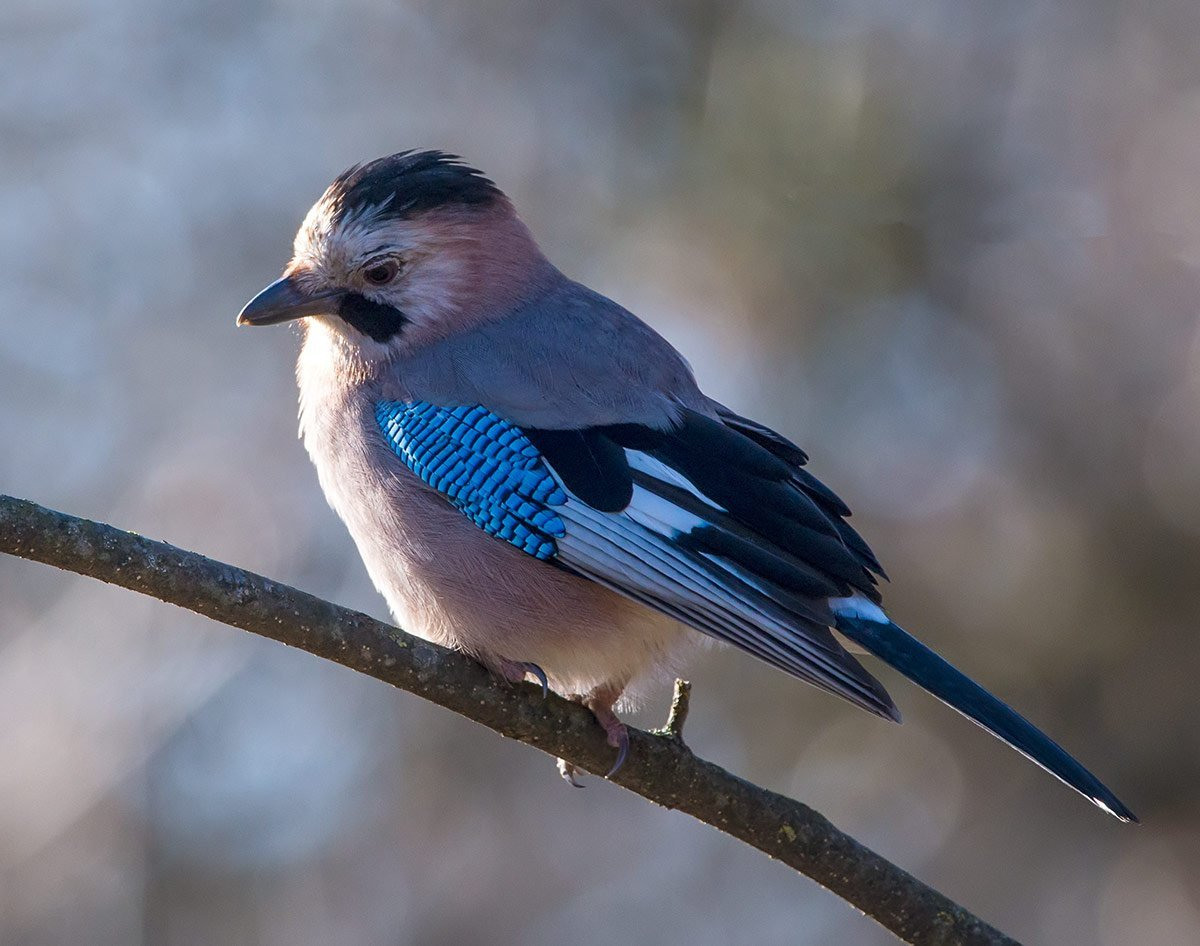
[557,682,629,784]
[496,658,549,698]
[494,659,599,787]
[585,684,630,776]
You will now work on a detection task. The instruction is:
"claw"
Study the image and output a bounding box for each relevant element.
[521,662,549,699]
[604,725,629,778]
[498,659,549,698]
[577,683,630,780]
[557,757,585,787]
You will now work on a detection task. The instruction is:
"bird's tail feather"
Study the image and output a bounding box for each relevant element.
[834,614,1138,823]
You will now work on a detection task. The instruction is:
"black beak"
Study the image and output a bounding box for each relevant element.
[237,276,344,327]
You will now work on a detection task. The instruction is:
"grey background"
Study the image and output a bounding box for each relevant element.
[2,2,1197,943]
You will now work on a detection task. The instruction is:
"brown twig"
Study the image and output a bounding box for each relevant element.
[0,494,1018,946]
[657,678,692,743]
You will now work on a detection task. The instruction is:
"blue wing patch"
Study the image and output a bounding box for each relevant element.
[375,401,567,559]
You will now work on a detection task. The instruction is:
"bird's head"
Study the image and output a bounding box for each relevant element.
[238,151,550,360]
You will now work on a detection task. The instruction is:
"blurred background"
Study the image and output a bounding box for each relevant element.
[2,1,1198,943]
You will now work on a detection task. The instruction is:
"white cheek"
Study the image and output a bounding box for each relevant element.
[290,209,476,345]
[306,313,396,361]
[394,255,470,329]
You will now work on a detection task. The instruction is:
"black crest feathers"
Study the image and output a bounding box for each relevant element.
[322,151,502,224]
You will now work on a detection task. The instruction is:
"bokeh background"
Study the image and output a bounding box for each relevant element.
[2,1,1199,943]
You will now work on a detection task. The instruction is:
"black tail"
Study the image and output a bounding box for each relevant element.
[835,615,1137,822]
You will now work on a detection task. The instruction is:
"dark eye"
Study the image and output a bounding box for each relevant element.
[362,258,400,286]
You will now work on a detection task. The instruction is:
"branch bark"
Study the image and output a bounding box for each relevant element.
[0,494,1018,946]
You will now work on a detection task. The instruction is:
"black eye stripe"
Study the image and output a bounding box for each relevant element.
[337,292,408,343]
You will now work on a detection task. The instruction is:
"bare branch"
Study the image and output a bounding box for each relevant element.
[0,494,1018,946]
[657,678,692,743]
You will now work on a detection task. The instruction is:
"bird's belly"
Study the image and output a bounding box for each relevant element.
[369,495,689,696]
[312,423,688,697]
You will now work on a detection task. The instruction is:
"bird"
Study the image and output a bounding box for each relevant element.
[238,149,1135,821]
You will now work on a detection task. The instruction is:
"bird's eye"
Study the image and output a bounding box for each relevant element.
[362,259,400,286]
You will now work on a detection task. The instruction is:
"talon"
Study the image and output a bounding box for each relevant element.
[521,662,549,699]
[604,723,629,778]
[557,757,585,787]
[577,683,630,779]
[498,659,549,698]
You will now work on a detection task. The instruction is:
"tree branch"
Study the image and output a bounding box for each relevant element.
[656,677,692,743]
[0,494,1018,946]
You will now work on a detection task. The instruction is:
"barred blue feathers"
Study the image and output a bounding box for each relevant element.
[375,401,567,559]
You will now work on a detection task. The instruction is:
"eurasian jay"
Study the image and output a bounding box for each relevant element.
[238,151,1135,821]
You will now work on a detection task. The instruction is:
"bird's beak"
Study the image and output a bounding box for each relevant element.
[237,276,344,327]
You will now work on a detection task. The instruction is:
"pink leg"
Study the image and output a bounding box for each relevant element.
[497,667,630,784]
[581,682,630,778]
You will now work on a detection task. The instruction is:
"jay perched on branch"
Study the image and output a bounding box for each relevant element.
[239,150,1134,821]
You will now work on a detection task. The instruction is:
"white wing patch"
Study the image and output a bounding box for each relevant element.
[624,450,726,511]
[540,472,889,713]
[532,440,895,717]
[623,484,709,536]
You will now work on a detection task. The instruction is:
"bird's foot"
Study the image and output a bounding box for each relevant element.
[557,757,585,787]
[555,713,628,784]
[553,684,629,785]
[582,685,629,778]
[601,723,629,778]
[497,659,548,698]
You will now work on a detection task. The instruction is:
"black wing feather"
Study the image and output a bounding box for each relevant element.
[521,408,896,717]
[523,428,632,512]
[523,405,1136,819]
[600,410,883,599]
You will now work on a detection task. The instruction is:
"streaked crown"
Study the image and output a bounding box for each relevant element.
[318,151,503,228]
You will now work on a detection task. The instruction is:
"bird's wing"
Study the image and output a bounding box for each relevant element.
[373,398,898,721]
[373,396,1141,820]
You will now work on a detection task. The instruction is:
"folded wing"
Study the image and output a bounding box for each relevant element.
[521,408,898,720]
[375,399,897,720]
